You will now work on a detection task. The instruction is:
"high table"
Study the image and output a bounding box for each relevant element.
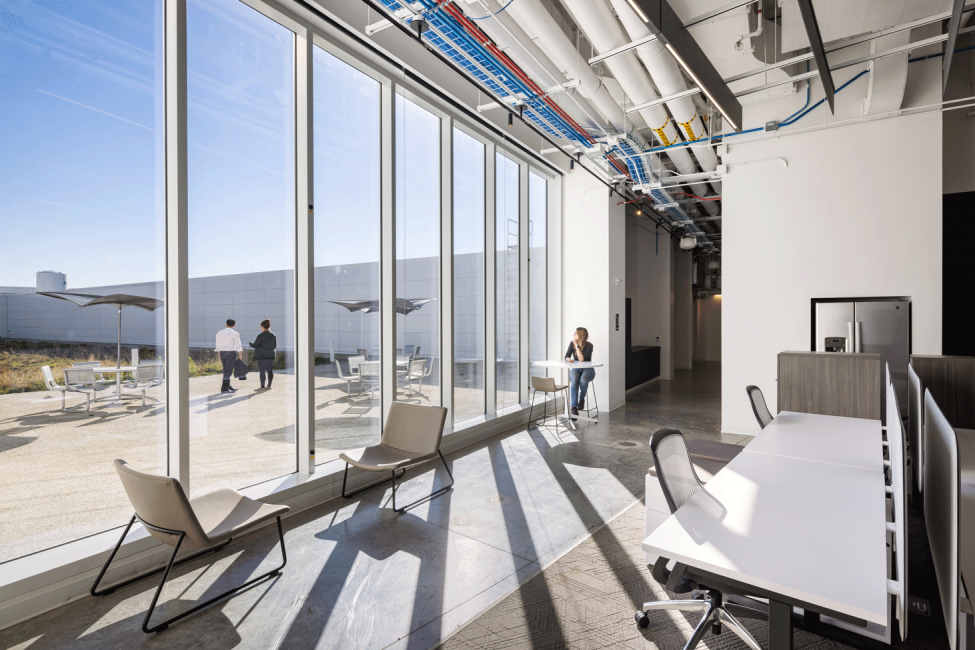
[643,412,888,649]
[532,360,603,431]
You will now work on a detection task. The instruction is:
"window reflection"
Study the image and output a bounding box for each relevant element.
[496,154,520,410]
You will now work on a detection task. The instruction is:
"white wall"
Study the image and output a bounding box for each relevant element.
[721,111,942,435]
[694,295,721,362]
[673,250,693,370]
[625,221,674,379]
[565,170,626,410]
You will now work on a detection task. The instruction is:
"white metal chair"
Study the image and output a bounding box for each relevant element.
[400,358,428,395]
[124,364,164,406]
[41,365,76,411]
[348,355,365,376]
[336,357,363,396]
[358,361,381,399]
[63,367,111,412]
[74,360,114,386]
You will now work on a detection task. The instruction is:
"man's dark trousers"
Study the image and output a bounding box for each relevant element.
[220,351,237,391]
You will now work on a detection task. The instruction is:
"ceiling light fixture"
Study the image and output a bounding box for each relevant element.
[679,233,697,250]
[507,111,513,127]
[626,0,742,132]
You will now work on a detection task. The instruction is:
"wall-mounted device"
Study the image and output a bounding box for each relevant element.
[824,337,846,352]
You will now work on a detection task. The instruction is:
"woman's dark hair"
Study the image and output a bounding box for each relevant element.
[261,319,271,330]
[226,318,235,327]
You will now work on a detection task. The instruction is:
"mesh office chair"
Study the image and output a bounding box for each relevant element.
[635,429,766,650]
[746,385,774,429]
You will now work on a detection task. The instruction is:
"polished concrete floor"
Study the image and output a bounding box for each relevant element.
[0,362,739,650]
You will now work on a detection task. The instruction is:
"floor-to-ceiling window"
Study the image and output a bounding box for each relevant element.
[452,129,486,422]
[0,0,166,562]
[187,0,296,491]
[312,46,383,460]
[529,171,548,380]
[395,96,441,407]
[496,153,520,410]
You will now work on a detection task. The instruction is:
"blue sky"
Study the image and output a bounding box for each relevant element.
[1,0,514,291]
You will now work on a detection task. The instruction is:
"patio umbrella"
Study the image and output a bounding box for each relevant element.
[328,298,435,353]
[327,298,435,315]
[37,291,165,369]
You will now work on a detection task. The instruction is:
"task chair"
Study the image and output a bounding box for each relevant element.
[91,460,289,633]
[746,385,774,430]
[635,429,767,650]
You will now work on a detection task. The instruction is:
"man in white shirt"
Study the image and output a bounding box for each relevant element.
[216,319,243,393]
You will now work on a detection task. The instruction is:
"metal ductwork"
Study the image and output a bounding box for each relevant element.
[607,0,721,194]
[557,0,719,216]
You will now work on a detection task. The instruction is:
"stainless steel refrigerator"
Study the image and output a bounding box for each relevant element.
[813,298,911,410]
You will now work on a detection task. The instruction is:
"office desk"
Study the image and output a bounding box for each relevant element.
[743,411,884,473]
[643,452,888,649]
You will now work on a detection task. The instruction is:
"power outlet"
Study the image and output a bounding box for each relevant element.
[908,595,931,617]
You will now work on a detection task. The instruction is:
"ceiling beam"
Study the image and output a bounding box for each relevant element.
[796,0,835,112]
[626,0,743,131]
[945,0,967,93]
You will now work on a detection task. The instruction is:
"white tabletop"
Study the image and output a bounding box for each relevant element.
[532,360,603,369]
[642,452,888,625]
[743,411,884,473]
[93,366,137,373]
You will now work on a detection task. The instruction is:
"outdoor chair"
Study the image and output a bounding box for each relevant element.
[91,460,290,633]
[63,367,111,412]
[336,357,363,396]
[73,360,114,386]
[41,365,76,411]
[348,355,366,376]
[340,402,452,512]
[357,361,381,399]
[399,358,427,396]
[124,364,165,406]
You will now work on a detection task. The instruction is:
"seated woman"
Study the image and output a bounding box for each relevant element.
[565,327,594,418]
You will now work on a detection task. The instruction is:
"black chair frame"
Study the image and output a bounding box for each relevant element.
[528,384,571,439]
[91,513,287,633]
[341,450,454,513]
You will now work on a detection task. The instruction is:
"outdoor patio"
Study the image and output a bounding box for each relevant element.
[0,361,514,563]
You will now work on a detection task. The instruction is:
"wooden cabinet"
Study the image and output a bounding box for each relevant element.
[777,351,881,420]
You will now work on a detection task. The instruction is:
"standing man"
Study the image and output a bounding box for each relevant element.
[216,318,243,393]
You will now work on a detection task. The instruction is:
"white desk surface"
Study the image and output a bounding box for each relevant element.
[743,411,884,473]
[642,452,888,625]
[532,360,603,369]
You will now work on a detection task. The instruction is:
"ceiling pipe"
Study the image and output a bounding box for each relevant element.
[557,0,719,216]
[458,0,608,134]
[607,0,721,194]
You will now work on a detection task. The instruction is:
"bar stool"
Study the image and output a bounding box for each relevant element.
[579,377,599,420]
[528,376,570,439]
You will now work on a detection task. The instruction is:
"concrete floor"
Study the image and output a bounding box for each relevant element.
[0,362,743,650]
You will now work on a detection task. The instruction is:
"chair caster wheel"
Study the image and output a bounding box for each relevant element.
[635,611,650,629]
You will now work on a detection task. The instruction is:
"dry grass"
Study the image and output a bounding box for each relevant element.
[0,340,223,394]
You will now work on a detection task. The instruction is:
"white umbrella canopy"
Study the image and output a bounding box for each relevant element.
[38,291,165,368]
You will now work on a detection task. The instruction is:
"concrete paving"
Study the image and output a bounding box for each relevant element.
[0,362,738,649]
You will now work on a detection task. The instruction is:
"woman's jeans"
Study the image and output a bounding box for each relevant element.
[569,368,595,408]
[258,359,274,388]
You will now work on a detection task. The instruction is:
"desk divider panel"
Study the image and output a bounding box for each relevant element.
[886,365,908,642]
[909,364,924,495]
[912,355,975,430]
[777,351,881,420]
[924,390,960,650]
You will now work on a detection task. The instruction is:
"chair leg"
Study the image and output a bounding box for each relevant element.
[91,515,233,598]
[141,516,287,633]
[391,450,454,513]
[717,609,763,650]
[528,390,536,427]
[684,603,718,650]
[342,462,406,499]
